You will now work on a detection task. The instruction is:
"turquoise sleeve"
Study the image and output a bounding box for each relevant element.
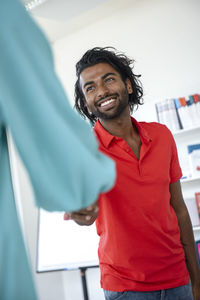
[0,0,116,212]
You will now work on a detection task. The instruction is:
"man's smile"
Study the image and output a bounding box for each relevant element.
[99,98,116,107]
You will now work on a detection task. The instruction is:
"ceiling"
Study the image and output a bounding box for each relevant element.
[22,0,134,42]
[24,0,109,21]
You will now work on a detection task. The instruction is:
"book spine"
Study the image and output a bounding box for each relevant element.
[167,98,181,132]
[192,94,200,122]
[188,96,199,127]
[179,97,191,129]
[162,99,172,130]
[155,103,161,123]
[174,98,183,129]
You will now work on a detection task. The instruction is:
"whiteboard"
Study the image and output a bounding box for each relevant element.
[37,209,99,272]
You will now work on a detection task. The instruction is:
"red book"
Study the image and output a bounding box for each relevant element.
[192,94,200,104]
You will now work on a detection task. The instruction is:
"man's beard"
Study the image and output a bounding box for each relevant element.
[89,90,129,120]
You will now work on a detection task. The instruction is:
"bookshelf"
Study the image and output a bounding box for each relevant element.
[172,126,200,236]
[193,226,200,232]
[153,96,200,246]
[181,177,200,184]
[173,126,200,137]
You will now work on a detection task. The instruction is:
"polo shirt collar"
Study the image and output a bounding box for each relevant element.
[131,117,152,143]
[94,117,152,149]
[94,120,114,148]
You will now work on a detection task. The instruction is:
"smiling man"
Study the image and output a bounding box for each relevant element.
[64,47,200,300]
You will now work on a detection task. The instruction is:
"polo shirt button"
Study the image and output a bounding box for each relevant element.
[126,149,129,152]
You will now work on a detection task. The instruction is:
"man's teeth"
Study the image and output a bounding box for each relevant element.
[100,99,115,107]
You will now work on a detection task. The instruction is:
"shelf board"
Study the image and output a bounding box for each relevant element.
[193,225,200,232]
[173,126,200,136]
[180,176,200,184]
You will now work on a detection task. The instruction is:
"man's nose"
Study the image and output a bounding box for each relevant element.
[97,83,109,99]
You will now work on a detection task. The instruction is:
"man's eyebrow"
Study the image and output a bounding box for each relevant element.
[83,81,94,89]
[102,72,117,80]
[83,72,117,89]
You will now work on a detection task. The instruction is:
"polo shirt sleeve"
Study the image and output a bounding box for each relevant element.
[0,0,116,212]
[168,128,182,183]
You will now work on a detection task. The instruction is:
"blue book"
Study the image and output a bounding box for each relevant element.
[174,98,183,129]
[188,144,200,154]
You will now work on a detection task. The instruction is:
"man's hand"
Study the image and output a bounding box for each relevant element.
[64,201,99,226]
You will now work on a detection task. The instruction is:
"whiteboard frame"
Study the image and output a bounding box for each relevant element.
[36,208,99,273]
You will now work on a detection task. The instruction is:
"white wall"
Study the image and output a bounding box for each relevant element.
[18,0,200,299]
[53,0,200,121]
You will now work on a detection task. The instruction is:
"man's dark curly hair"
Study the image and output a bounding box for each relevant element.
[74,47,143,125]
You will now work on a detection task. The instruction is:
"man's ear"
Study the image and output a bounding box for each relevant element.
[125,78,133,94]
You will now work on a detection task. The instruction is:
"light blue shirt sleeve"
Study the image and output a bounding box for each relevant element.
[0,1,115,299]
[0,0,116,212]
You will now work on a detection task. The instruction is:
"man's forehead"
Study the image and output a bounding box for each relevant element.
[80,62,119,83]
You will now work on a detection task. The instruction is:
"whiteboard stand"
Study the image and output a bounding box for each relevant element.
[80,265,99,300]
[80,267,89,300]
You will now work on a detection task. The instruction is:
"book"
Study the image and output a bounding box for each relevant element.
[179,97,191,129]
[192,94,200,120]
[187,144,200,178]
[155,99,181,132]
[167,99,181,132]
[155,100,170,128]
[174,98,183,129]
[162,99,171,129]
[155,102,164,124]
[188,96,199,127]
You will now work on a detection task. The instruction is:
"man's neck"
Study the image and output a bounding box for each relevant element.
[99,109,138,140]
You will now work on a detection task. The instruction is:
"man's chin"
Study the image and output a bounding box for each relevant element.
[96,112,118,120]
[93,103,128,120]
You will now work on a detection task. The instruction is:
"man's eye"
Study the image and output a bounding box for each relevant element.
[86,86,94,92]
[106,77,114,83]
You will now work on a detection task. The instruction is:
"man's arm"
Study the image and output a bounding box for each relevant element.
[64,200,99,226]
[170,180,200,300]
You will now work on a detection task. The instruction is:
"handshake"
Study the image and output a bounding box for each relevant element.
[64,200,99,226]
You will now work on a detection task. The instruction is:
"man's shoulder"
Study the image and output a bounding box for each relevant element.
[139,121,173,142]
[140,121,171,134]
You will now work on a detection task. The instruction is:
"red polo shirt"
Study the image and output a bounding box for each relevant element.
[94,117,189,292]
